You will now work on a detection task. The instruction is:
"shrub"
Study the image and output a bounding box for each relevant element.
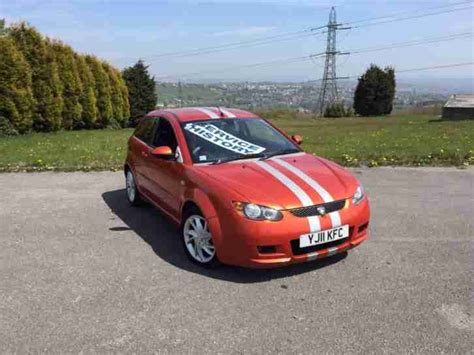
[324,102,353,118]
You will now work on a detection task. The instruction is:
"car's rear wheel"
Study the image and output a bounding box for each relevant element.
[182,209,219,267]
[125,169,142,206]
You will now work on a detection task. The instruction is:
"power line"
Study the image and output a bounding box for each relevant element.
[306,62,474,83]
[157,31,472,80]
[344,0,473,26]
[397,62,474,74]
[346,31,473,54]
[156,54,321,80]
[352,5,473,29]
[145,29,320,62]
[138,1,472,63]
[147,31,324,64]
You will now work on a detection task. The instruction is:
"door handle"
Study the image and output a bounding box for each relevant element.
[141,151,149,158]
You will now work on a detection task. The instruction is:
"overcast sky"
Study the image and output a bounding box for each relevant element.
[1,0,473,82]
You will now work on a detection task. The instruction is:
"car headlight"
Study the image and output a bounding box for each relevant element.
[352,185,365,205]
[233,202,283,221]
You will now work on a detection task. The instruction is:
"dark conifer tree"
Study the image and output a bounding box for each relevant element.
[122,60,157,126]
[353,65,396,116]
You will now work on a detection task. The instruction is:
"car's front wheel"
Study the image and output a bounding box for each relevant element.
[125,169,142,206]
[182,209,219,267]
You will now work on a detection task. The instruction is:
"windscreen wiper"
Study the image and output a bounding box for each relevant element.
[260,149,300,161]
[211,153,267,165]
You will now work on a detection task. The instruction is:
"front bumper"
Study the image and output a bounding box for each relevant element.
[209,198,370,268]
[248,228,368,268]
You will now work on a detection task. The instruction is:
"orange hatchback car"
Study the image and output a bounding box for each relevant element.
[124,107,370,268]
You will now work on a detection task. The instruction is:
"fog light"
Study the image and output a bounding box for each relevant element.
[257,245,277,254]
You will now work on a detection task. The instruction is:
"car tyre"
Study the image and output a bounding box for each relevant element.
[181,207,220,268]
[125,169,143,206]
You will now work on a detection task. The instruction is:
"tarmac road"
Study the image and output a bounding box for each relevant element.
[0,168,473,353]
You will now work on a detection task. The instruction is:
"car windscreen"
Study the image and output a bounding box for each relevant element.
[181,118,299,164]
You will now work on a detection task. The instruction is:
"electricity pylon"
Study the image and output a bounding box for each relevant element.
[317,7,350,116]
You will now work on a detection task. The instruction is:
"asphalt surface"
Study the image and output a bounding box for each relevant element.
[0,168,473,353]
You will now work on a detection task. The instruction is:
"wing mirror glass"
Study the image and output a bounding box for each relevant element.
[291,135,303,145]
[151,146,174,159]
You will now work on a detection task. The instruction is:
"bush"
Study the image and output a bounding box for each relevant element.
[324,103,353,118]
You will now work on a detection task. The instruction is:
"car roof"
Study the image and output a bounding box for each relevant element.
[146,107,260,123]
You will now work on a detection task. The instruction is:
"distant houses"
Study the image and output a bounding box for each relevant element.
[442,94,474,120]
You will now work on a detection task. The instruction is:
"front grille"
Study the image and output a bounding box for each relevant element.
[289,199,346,218]
[291,227,354,256]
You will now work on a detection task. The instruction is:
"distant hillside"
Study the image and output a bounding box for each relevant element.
[156,83,225,107]
[155,81,451,111]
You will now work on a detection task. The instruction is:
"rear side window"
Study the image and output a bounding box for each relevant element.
[133,118,156,145]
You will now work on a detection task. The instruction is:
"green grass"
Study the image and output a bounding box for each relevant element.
[0,114,473,172]
[267,113,474,168]
[0,129,133,172]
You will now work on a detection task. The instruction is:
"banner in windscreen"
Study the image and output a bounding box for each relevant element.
[184,123,266,155]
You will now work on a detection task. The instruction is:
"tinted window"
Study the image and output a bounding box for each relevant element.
[134,118,156,145]
[153,118,178,152]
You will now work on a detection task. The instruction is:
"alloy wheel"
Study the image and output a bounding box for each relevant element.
[126,171,136,203]
[183,215,215,263]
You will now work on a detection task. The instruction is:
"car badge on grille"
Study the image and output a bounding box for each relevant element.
[316,206,326,215]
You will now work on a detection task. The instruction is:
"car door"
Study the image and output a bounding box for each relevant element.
[128,117,158,192]
[144,117,184,218]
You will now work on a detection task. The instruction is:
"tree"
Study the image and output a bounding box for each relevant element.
[86,55,113,128]
[353,64,396,116]
[9,23,63,131]
[103,62,126,127]
[119,75,130,123]
[0,19,6,36]
[122,60,157,126]
[0,36,35,135]
[75,54,97,128]
[51,40,82,129]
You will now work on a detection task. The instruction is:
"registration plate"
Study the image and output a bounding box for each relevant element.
[299,225,349,248]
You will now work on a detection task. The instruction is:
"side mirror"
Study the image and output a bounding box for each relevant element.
[151,146,174,159]
[291,135,303,145]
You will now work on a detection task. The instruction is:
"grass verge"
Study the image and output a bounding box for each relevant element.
[0,114,473,172]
